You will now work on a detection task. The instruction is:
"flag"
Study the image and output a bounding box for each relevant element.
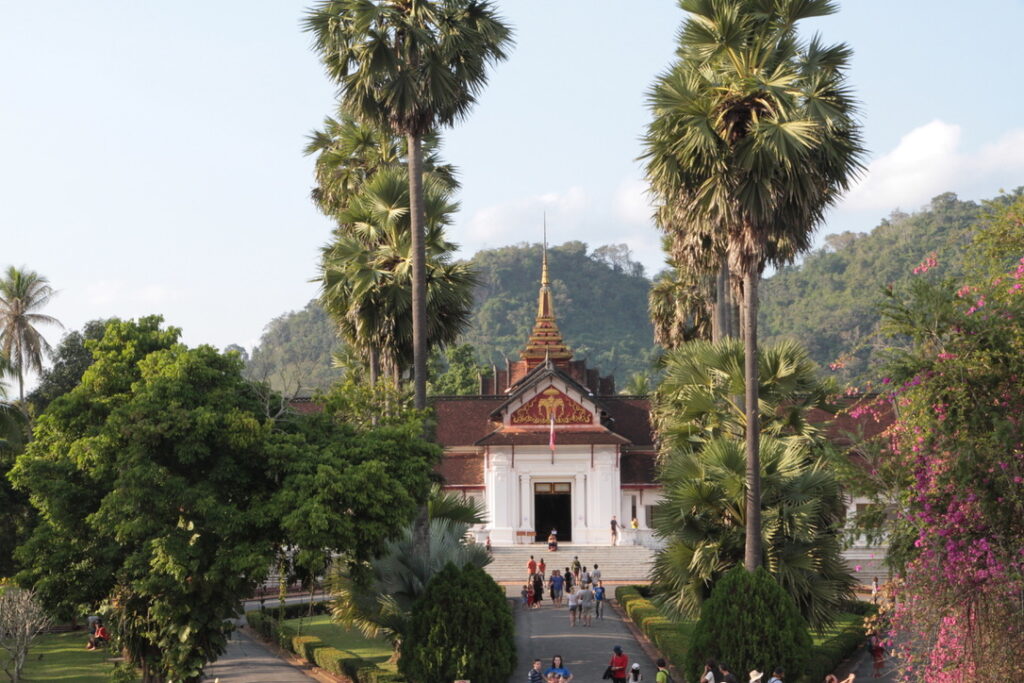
[549,412,556,451]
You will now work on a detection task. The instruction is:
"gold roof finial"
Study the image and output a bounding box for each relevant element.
[522,216,572,368]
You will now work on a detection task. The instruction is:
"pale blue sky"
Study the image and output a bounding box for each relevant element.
[3,1,1023,375]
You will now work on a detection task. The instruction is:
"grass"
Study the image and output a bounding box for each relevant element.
[811,612,864,646]
[282,614,397,672]
[16,630,124,682]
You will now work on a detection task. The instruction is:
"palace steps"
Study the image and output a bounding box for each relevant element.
[485,544,655,587]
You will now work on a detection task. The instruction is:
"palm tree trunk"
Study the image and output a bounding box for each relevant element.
[713,256,730,342]
[407,134,428,412]
[742,268,762,571]
[369,347,380,386]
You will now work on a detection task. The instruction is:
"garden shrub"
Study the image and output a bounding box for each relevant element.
[684,567,811,683]
[292,634,323,662]
[616,585,691,670]
[400,563,516,683]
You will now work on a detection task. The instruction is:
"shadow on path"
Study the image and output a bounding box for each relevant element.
[203,628,310,682]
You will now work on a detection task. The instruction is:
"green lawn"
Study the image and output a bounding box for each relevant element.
[17,630,126,682]
[811,612,863,646]
[282,614,397,672]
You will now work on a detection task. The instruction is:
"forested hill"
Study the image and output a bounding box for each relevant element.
[241,242,657,393]
[463,241,657,381]
[759,191,988,380]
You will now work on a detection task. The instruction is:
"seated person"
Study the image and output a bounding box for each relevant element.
[86,622,108,650]
[547,530,558,551]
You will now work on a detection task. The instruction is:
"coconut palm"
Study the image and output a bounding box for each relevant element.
[643,0,864,570]
[318,167,477,384]
[305,0,512,411]
[0,266,62,401]
[651,337,853,629]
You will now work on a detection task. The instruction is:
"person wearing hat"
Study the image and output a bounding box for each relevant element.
[628,662,644,681]
[655,659,670,683]
[749,670,764,683]
[609,645,629,682]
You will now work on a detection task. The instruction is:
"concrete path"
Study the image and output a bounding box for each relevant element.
[832,643,896,683]
[509,601,658,683]
[202,627,311,682]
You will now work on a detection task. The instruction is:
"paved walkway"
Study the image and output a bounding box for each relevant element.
[832,643,896,683]
[202,625,311,682]
[509,600,658,683]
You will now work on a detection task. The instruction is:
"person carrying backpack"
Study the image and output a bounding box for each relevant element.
[655,658,672,683]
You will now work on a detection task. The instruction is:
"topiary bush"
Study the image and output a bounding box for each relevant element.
[684,567,811,683]
[400,562,516,683]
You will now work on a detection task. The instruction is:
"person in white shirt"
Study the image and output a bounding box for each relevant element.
[578,585,595,627]
[566,586,578,627]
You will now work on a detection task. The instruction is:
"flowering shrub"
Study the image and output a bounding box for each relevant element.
[860,198,1024,682]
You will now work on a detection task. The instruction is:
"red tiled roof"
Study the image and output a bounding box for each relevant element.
[602,398,653,446]
[433,398,504,447]
[621,452,658,485]
[475,427,630,446]
[436,452,484,486]
[288,398,323,415]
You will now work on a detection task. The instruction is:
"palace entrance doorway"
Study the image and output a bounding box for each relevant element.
[534,482,571,542]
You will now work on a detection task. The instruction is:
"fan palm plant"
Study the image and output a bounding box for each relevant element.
[0,266,62,401]
[305,0,512,411]
[643,0,864,570]
[651,338,853,630]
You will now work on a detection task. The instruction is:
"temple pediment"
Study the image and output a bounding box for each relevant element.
[510,386,594,426]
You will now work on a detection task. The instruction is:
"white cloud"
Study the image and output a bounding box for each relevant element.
[613,178,654,226]
[841,120,1024,212]
[463,186,590,246]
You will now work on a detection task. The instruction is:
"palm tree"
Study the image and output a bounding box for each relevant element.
[305,0,513,411]
[651,337,853,629]
[0,266,62,401]
[643,0,864,570]
[305,112,458,219]
[318,167,477,384]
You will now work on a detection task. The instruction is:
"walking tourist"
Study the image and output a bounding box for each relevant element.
[563,567,574,593]
[539,557,547,578]
[527,582,536,608]
[610,515,619,545]
[767,667,785,683]
[550,570,564,606]
[580,565,591,586]
[629,662,644,681]
[521,584,530,609]
[630,516,640,544]
[571,555,582,581]
[594,581,606,618]
[720,663,739,683]
[592,563,602,583]
[869,632,886,677]
[528,555,537,577]
[701,660,720,683]
[533,573,545,608]
[546,655,574,682]
[566,584,579,627]
[528,659,545,683]
[578,583,594,626]
[655,659,671,683]
[608,645,629,682]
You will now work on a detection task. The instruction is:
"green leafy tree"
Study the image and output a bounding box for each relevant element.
[427,343,487,396]
[246,300,343,395]
[644,0,865,570]
[11,316,437,682]
[25,319,109,414]
[400,562,515,683]
[684,567,811,683]
[305,0,513,410]
[0,267,62,401]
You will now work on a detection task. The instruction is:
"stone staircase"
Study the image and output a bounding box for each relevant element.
[486,544,655,586]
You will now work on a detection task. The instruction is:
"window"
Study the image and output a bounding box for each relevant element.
[644,504,657,529]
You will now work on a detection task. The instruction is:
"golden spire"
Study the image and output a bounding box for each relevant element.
[522,220,571,368]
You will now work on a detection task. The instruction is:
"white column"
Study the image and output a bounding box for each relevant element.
[519,473,533,543]
[488,451,514,545]
[573,471,585,543]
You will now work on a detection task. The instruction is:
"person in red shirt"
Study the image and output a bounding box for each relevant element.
[609,645,628,682]
[538,557,546,578]
[86,622,109,650]
[527,555,537,577]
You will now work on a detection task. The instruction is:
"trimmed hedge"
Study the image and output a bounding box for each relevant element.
[803,607,875,682]
[616,586,691,672]
[244,606,402,682]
